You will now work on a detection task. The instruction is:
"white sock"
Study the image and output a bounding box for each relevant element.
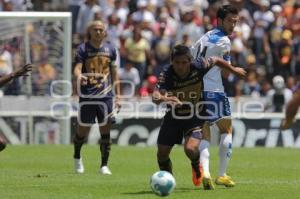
[219,133,232,177]
[199,139,210,178]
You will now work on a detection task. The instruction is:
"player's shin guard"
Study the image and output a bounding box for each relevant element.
[219,133,232,177]
[158,158,173,174]
[100,134,111,167]
[73,134,86,159]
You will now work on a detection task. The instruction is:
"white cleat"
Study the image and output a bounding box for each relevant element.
[100,166,112,175]
[74,158,84,174]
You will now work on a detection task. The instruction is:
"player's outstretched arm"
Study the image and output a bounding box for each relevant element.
[281,90,300,129]
[210,57,246,78]
[0,63,33,87]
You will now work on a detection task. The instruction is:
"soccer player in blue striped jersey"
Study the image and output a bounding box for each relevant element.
[191,5,239,189]
[73,20,121,175]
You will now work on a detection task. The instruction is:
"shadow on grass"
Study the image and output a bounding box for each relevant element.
[122,190,153,195]
[122,187,200,195]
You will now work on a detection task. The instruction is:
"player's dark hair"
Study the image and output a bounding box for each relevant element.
[170,44,192,61]
[217,4,238,20]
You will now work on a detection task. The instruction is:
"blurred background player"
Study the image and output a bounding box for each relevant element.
[265,75,292,112]
[0,63,33,152]
[191,4,239,189]
[153,45,245,187]
[73,20,121,174]
[281,83,300,130]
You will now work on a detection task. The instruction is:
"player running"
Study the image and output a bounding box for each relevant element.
[153,44,245,187]
[191,4,239,189]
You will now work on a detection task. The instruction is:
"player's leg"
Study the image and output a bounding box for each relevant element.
[99,123,112,175]
[199,122,214,190]
[156,113,179,174]
[215,118,235,187]
[97,98,115,175]
[73,124,91,174]
[74,100,97,173]
[157,144,173,174]
[184,128,203,187]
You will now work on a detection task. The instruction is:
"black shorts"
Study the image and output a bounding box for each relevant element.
[78,97,116,125]
[157,112,204,146]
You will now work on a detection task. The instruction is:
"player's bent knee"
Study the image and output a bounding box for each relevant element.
[217,118,232,133]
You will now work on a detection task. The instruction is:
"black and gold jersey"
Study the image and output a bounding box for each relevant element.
[156,57,213,116]
[76,41,117,99]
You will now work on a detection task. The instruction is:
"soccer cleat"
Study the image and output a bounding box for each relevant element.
[192,164,203,186]
[74,158,84,174]
[100,166,112,175]
[215,175,235,187]
[202,176,215,190]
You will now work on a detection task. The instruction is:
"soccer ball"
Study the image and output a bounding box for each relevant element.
[150,171,176,196]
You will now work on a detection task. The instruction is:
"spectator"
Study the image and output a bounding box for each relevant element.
[69,0,84,34]
[277,29,293,77]
[106,13,123,48]
[0,40,13,77]
[118,59,140,97]
[76,0,101,37]
[32,58,56,95]
[122,25,152,87]
[265,75,293,112]
[151,21,174,77]
[286,3,300,74]
[132,0,155,25]
[111,0,129,24]
[252,0,274,65]
[175,6,204,45]
[139,75,157,97]
[236,70,261,97]
[286,76,297,91]
[0,39,20,95]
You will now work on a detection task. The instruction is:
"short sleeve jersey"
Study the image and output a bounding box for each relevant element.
[191,28,231,92]
[156,57,212,116]
[76,41,117,99]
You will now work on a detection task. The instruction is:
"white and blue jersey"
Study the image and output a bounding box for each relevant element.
[191,28,232,123]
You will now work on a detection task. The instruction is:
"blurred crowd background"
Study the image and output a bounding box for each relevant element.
[0,0,300,112]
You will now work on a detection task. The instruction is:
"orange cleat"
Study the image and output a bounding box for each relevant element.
[192,164,203,186]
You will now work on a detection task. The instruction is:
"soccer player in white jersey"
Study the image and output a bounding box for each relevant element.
[191,5,239,189]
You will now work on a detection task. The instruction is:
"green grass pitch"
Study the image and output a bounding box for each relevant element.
[0,145,300,199]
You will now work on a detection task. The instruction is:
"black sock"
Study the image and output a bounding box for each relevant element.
[100,134,111,167]
[73,134,85,159]
[191,159,200,177]
[158,158,173,174]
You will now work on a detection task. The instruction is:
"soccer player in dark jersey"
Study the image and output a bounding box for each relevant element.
[0,63,33,152]
[152,45,245,187]
[281,85,300,129]
[73,20,121,174]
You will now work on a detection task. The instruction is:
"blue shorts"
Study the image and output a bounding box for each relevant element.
[78,98,116,125]
[203,91,231,124]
